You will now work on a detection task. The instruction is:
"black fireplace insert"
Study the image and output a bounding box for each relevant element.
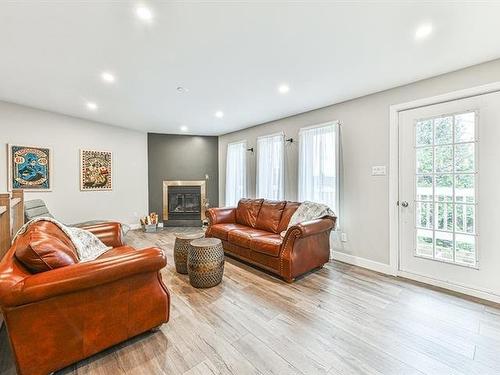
[167,186,201,221]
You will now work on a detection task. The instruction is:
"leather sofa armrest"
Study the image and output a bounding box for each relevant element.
[279,216,336,282]
[280,216,336,256]
[206,207,236,225]
[286,216,336,239]
[78,221,124,248]
[2,247,166,307]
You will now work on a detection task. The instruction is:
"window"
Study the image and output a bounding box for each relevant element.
[298,122,339,213]
[415,111,478,267]
[256,132,284,200]
[225,140,247,206]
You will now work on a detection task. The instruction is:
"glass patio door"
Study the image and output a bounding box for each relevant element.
[398,91,500,300]
[413,111,477,267]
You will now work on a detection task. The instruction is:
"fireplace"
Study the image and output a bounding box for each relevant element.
[163,180,206,227]
[168,186,201,218]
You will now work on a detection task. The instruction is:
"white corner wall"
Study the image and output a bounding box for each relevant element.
[218,58,500,267]
[0,101,148,225]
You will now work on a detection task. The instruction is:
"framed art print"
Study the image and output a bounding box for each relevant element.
[80,149,112,191]
[8,144,52,191]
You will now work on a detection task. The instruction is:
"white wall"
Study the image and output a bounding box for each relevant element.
[219,58,500,266]
[0,101,148,225]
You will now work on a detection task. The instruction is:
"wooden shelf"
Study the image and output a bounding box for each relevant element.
[10,198,21,208]
[1,190,24,260]
[0,191,24,331]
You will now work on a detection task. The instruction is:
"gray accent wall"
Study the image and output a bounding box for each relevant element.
[148,133,218,222]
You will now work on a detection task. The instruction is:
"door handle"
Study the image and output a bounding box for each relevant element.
[401,201,409,207]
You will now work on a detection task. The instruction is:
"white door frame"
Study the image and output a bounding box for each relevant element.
[389,81,500,302]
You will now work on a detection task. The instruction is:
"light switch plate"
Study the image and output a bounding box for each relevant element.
[341,232,348,242]
[372,165,387,176]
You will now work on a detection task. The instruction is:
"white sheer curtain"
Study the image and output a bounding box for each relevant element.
[256,132,284,200]
[225,140,247,206]
[298,122,339,213]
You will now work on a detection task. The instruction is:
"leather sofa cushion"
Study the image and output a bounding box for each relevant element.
[235,198,264,228]
[15,221,79,274]
[255,200,286,233]
[250,234,283,257]
[277,201,301,233]
[227,228,270,248]
[209,223,248,241]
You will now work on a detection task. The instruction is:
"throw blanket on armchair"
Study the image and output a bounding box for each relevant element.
[281,201,336,237]
[13,217,111,262]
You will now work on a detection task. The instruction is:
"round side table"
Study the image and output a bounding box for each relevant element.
[188,238,225,288]
[173,232,204,274]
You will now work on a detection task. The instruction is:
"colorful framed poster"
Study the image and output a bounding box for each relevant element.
[8,144,52,191]
[80,149,112,191]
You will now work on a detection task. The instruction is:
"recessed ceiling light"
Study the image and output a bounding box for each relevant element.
[101,71,115,83]
[415,23,433,41]
[215,111,224,119]
[136,5,153,22]
[180,125,188,132]
[278,84,290,94]
[86,101,98,111]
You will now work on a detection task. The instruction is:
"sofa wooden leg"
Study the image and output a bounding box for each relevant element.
[150,325,162,332]
[284,277,295,283]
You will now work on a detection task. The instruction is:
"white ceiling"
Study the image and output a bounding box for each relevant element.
[1,1,500,136]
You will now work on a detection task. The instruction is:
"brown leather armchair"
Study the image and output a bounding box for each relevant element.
[0,221,170,375]
[206,199,336,282]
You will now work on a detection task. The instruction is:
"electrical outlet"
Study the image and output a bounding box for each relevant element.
[341,232,348,242]
[372,165,387,176]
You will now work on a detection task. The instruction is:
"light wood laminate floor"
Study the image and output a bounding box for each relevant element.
[1,228,500,375]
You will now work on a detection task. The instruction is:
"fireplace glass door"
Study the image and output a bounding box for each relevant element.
[169,194,185,213]
[183,193,200,212]
[168,186,201,217]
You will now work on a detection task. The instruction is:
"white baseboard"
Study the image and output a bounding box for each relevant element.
[397,270,500,304]
[331,251,394,275]
[331,250,500,304]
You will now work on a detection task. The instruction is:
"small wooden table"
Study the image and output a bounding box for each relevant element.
[173,232,204,274]
[188,238,224,288]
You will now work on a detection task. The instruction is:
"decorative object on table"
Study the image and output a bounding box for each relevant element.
[80,149,112,191]
[140,212,159,232]
[8,144,52,191]
[187,237,224,288]
[173,232,204,274]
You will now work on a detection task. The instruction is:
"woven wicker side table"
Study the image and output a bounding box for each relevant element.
[173,232,204,274]
[188,238,225,288]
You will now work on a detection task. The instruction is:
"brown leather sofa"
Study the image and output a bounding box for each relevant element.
[206,199,336,282]
[0,220,170,375]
